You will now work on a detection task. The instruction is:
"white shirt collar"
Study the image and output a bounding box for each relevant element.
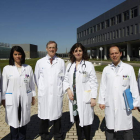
[46,54,57,60]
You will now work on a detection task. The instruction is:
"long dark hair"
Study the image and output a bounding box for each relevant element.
[9,46,25,65]
[69,43,89,63]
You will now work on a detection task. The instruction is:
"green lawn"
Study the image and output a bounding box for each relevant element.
[0,59,139,78]
[0,58,40,72]
[91,58,140,64]
[94,65,139,79]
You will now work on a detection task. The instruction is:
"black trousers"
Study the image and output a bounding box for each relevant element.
[105,129,133,140]
[74,115,91,140]
[10,103,27,140]
[39,118,63,140]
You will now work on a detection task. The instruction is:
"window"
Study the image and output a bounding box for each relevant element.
[131,7,138,18]
[84,30,86,36]
[93,26,96,32]
[113,31,115,39]
[116,14,121,24]
[105,33,107,41]
[82,31,84,37]
[119,29,121,38]
[101,22,105,29]
[97,24,100,31]
[87,29,89,35]
[116,30,119,38]
[122,28,125,37]
[90,38,92,44]
[88,38,90,44]
[93,37,95,43]
[107,32,110,40]
[126,26,129,36]
[90,27,92,34]
[110,32,112,40]
[130,25,133,35]
[95,36,96,42]
[123,10,129,21]
[102,34,104,41]
[105,19,110,27]
[111,17,115,26]
[135,24,138,34]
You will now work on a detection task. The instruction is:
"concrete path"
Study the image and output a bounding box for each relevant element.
[0,71,140,140]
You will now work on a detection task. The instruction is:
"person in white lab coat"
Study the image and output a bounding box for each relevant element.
[63,43,98,140]
[0,68,1,104]
[2,46,36,140]
[34,41,65,140]
[98,45,139,140]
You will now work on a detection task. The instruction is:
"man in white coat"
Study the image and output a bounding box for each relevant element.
[98,45,139,140]
[34,41,65,140]
[0,68,1,104]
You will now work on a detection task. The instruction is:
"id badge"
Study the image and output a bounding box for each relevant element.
[82,72,88,83]
[24,74,30,84]
[24,78,29,84]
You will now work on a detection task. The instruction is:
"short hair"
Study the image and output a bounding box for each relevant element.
[109,44,122,54]
[46,41,57,48]
[9,46,25,65]
[69,43,89,63]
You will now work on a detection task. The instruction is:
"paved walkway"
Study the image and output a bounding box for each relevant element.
[0,72,140,140]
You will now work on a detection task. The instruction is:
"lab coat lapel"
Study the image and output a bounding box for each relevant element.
[117,62,124,75]
[110,64,115,73]
[21,65,26,75]
[13,66,20,76]
[76,61,84,80]
[52,58,58,66]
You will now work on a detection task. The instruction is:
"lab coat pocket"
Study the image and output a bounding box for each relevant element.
[83,90,91,104]
[27,90,32,105]
[57,85,63,97]
[82,72,89,83]
[122,79,129,87]
[5,93,13,106]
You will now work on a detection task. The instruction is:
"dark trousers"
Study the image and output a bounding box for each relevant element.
[10,103,27,140]
[74,115,91,140]
[39,118,63,140]
[10,125,27,140]
[106,129,133,140]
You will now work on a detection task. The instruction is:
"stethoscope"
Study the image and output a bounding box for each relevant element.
[67,60,86,74]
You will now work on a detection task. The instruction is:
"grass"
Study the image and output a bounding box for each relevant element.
[91,58,140,64]
[94,65,139,79]
[0,58,139,78]
[0,58,40,72]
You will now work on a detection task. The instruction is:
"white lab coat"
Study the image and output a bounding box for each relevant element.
[98,62,139,131]
[137,69,140,94]
[0,68,1,104]
[2,64,36,128]
[63,61,98,127]
[34,56,65,120]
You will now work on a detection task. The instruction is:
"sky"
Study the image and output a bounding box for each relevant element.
[0,0,125,53]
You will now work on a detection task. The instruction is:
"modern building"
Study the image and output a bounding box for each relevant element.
[11,44,38,58]
[77,0,140,61]
[0,46,11,58]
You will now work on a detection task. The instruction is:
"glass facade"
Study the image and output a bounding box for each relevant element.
[0,46,11,58]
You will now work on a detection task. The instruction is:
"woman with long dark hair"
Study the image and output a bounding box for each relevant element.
[2,46,36,140]
[63,43,98,140]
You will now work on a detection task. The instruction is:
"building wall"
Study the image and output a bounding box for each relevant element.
[11,44,38,58]
[0,46,11,58]
[30,44,38,58]
[77,0,140,49]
